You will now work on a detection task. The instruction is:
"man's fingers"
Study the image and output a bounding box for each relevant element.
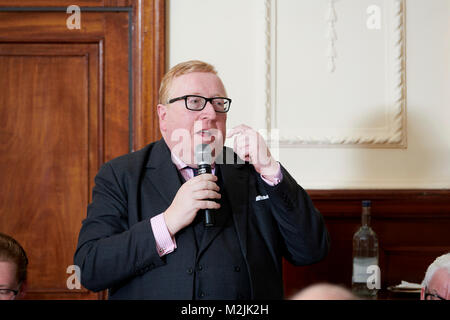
[188,177,220,192]
[226,128,240,139]
[226,124,250,138]
[194,190,221,200]
[201,181,220,192]
[197,200,221,210]
[196,173,217,180]
[235,142,250,154]
[188,174,217,183]
[234,133,248,147]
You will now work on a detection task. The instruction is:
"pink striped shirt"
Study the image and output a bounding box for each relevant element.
[150,154,282,257]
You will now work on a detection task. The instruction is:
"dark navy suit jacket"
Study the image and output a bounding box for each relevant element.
[74,139,330,299]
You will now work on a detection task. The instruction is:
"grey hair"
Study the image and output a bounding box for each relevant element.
[422,252,450,287]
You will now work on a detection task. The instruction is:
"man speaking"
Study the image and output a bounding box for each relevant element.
[74,60,330,299]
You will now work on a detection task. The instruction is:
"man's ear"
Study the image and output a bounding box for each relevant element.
[420,287,425,300]
[157,104,168,132]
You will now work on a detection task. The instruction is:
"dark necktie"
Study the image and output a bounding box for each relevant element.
[184,167,204,246]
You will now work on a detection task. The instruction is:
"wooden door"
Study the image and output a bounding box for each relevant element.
[0,0,164,299]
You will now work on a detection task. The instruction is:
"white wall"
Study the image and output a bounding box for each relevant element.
[167,0,450,189]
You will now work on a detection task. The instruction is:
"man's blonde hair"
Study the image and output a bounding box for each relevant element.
[159,60,218,104]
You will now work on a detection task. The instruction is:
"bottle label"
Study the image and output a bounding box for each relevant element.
[352,257,378,283]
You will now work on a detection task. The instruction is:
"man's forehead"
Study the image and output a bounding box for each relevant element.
[0,260,18,283]
[429,268,450,291]
[433,268,450,280]
[0,260,17,270]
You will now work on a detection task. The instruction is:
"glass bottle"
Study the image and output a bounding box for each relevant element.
[352,200,379,298]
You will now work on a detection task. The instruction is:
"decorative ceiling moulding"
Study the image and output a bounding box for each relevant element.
[266,0,407,148]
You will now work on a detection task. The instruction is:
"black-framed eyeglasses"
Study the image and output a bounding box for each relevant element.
[168,95,231,113]
[0,288,19,300]
[424,289,446,300]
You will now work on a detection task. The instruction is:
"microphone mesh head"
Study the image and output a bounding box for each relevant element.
[195,144,212,165]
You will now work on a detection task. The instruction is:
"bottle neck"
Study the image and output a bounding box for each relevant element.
[362,207,371,227]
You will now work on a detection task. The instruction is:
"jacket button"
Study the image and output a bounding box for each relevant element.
[186,267,193,274]
[234,266,240,272]
[199,292,205,298]
[198,265,203,271]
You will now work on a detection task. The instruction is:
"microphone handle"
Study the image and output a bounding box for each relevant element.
[204,209,214,227]
[197,163,215,227]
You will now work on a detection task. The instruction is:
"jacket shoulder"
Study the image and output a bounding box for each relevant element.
[101,141,157,175]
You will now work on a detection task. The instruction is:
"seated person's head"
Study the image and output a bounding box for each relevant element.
[421,252,450,300]
[0,233,28,300]
[290,283,357,300]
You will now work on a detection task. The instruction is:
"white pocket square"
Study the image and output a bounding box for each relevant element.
[255,195,269,201]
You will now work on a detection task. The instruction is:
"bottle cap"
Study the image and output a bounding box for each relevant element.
[362,200,371,207]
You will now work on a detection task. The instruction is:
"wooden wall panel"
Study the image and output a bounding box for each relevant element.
[0,0,166,300]
[0,0,166,150]
[0,1,127,7]
[282,190,450,299]
[0,43,100,299]
[137,0,165,148]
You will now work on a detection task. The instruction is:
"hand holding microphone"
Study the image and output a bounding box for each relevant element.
[163,144,219,236]
[194,144,215,227]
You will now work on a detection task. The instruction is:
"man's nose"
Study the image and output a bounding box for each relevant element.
[200,101,217,119]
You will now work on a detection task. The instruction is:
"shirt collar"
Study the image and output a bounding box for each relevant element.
[170,152,215,170]
[170,152,188,171]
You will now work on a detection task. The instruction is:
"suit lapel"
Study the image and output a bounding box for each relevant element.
[216,154,249,258]
[145,139,182,207]
[196,199,229,259]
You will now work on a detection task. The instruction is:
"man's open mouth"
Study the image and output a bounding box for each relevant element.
[196,129,213,137]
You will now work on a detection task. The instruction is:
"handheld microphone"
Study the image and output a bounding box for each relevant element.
[194,144,215,227]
